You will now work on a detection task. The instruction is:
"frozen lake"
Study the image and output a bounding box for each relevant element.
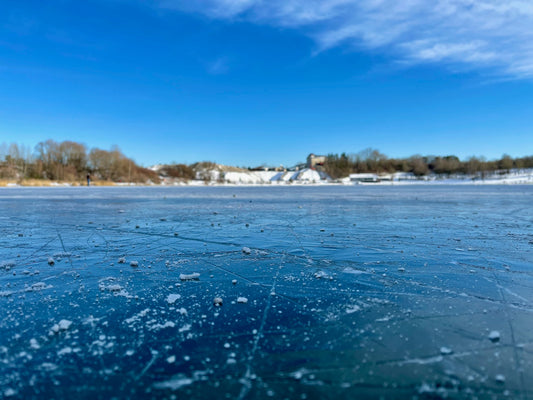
[1,186,532,399]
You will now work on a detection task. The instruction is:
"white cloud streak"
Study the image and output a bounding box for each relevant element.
[156,0,533,79]
[206,56,230,74]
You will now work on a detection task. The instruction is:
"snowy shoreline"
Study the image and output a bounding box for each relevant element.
[158,166,533,186]
[1,180,532,188]
[1,168,532,187]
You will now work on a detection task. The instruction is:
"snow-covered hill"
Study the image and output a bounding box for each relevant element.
[153,164,331,185]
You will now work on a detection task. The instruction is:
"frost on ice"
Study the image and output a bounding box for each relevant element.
[0,261,15,271]
[179,273,200,281]
[166,294,181,304]
[106,284,123,292]
[50,320,73,334]
[346,305,361,314]
[25,282,52,292]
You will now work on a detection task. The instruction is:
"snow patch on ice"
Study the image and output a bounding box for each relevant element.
[3,388,17,397]
[346,305,361,314]
[166,294,181,304]
[440,347,453,355]
[179,273,200,281]
[50,319,73,334]
[98,278,132,298]
[0,261,16,270]
[39,363,58,372]
[107,284,123,292]
[314,270,333,280]
[25,282,52,292]
[125,308,151,325]
[342,267,366,275]
[57,347,74,356]
[153,370,209,391]
[147,321,176,331]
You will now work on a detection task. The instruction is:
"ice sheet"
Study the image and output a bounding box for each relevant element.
[0,185,532,399]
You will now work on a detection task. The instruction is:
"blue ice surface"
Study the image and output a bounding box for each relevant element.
[0,185,532,399]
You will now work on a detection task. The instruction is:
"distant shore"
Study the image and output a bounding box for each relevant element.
[2,167,532,187]
[1,177,532,188]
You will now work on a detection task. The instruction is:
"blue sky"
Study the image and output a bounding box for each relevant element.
[1,0,532,167]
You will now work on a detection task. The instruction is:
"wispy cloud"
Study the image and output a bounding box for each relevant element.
[156,0,533,79]
[206,57,230,75]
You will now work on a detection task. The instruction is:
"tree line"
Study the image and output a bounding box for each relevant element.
[0,140,158,183]
[323,149,533,179]
[2,141,532,183]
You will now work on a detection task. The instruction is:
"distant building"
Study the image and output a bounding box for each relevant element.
[349,173,380,183]
[250,165,286,172]
[307,154,326,169]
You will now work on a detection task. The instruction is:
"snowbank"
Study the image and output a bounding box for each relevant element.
[139,165,533,186]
